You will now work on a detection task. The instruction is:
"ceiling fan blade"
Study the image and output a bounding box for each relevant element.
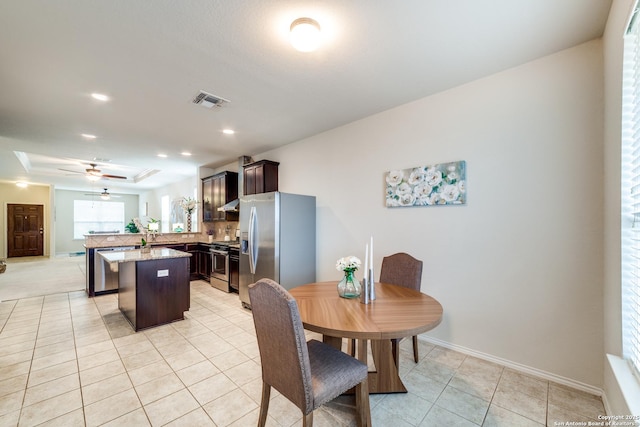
[84,192,121,198]
[58,168,84,174]
[101,174,127,180]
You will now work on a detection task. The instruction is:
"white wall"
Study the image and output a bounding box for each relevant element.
[259,40,605,387]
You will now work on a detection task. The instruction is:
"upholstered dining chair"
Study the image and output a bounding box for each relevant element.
[249,278,370,427]
[379,252,423,364]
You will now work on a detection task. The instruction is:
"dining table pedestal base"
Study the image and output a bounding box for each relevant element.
[369,339,407,393]
[323,336,407,394]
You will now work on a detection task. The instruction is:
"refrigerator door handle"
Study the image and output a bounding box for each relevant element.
[249,206,258,274]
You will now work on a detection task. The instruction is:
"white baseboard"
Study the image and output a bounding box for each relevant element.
[419,335,604,397]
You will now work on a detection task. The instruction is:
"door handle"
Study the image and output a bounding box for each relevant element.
[248,207,257,274]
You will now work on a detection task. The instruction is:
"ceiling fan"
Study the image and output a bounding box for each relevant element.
[84,188,121,200]
[59,163,127,181]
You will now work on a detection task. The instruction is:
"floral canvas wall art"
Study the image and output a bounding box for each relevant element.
[385,160,466,207]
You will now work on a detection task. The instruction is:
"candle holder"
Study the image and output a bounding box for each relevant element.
[361,236,376,303]
[360,276,370,304]
[369,269,376,301]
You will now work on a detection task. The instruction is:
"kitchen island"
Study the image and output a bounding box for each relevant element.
[84,232,204,297]
[100,248,191,331]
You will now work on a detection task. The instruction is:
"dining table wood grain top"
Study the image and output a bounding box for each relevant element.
[289,281,444,341]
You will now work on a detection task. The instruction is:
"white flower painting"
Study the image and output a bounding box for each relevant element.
[385,160,466,207]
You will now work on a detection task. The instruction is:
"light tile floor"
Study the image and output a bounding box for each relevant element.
[0,280,605,426]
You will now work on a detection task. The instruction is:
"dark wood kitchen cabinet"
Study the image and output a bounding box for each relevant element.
[202,178,213,222]
[198,249,211,279]
[243,160,279,195]
[117,255,190,331]
[202,171,238,222]
[187,244,211,280]
[187,244,199,279]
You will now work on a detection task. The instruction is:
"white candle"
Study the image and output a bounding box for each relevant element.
[370,236,373,275]
[364,244,368,279]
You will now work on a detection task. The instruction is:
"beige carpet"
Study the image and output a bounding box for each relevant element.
[0,255,86,301]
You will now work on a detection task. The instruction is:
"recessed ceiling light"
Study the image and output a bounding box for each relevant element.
[181,152,192,156]
[222,129,235,135]
[157,153,168,158]
[91,93,110,101]
[81,133,97,139]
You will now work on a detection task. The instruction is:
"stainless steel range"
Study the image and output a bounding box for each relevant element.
[210,243,230,292]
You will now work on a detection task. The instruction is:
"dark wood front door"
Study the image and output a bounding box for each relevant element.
[7,204,44,258]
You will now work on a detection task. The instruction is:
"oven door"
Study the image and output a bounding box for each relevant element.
[210,249,230,292]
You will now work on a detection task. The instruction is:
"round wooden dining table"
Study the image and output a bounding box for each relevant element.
[289,281,443,394]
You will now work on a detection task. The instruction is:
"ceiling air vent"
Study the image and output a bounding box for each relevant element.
[192,90,230,109]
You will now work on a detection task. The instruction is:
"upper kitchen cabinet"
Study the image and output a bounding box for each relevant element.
[202,171,238,222]
[202,178,213,222]
[243,160,279,195]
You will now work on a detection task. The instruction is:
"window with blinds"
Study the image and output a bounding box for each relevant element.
[73,200,125,239]
[623,7,640,380]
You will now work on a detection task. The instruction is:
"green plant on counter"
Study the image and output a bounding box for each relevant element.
[125,219,139,233]
[141,238,147,247]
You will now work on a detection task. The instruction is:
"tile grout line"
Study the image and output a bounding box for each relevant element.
[17,296,44,425]
[70,292,90,427]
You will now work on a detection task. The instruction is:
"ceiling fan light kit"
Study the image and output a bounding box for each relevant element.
[84,188,120,199]
[59,162,128,181]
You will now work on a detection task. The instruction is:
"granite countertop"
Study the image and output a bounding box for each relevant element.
[84,232,205,249]
[209,240,240,248]
[99,248,192,264]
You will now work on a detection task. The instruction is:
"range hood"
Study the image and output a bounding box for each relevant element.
[217,199,239,212]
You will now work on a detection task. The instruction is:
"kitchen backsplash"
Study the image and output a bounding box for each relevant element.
[203,221,239,241]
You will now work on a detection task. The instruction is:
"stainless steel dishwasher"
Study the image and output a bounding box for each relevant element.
[95,246,135,293]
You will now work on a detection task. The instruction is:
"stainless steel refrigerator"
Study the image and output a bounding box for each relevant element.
[239,192,316,308]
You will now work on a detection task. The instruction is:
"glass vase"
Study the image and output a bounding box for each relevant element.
[337,268,361,299]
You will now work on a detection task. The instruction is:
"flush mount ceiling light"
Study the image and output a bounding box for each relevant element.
[222,129,235,135]
[81,133,97,140]
[290,17,321,52]
[91,93,109,102]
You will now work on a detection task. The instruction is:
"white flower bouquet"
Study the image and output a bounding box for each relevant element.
[336,256,362,272]
[179,197,198,214]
